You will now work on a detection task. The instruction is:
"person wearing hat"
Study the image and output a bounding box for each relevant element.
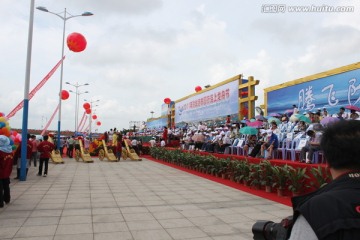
[0,135,14,207]
[149,137,156,147]
[299,125,323,164]
[260,129,279,159]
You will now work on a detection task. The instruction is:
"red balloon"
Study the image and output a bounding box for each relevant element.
[92,115,97,120]
[96,121,101,126]
[83,102,90,110]
[195,86,202,92]
[61,90,70,100]
[67,32,87,52]
[164,98,171,105]
[85,108,92,114]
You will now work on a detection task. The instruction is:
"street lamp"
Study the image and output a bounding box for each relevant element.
[84,99,100,140]
[69,89,89,132]
[66,82,89,133]
[150,111,154,118]
[36,6,93,149]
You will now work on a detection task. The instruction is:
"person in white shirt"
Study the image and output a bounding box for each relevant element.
[333,107,349,120]
[149,137,156,147]
[160,139,166,147]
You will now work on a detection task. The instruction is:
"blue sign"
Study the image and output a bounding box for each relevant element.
[267,68,360,115]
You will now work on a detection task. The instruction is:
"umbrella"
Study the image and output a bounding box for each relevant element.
[320,116,340,126]
[246,120,264,128]
[255,115,266,121]
[298,115,311,123]
[284,109,294,115]
[269,112,281,117]
[240,126,258,135]
[345,105,360,112]
[267,117,281,125]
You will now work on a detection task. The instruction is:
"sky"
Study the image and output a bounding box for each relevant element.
[1,0,360,133]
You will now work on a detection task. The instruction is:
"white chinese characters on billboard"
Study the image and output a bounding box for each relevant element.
[175,80,239,126]
[267,69,360,115]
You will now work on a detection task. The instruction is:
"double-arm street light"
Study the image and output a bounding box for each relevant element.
[36,6,93,149]
[84,99,100,140]
[66,82,89,133]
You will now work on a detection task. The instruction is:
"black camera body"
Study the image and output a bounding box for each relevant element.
[252,216,293,240]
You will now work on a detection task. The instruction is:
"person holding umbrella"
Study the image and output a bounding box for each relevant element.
[350,109,359,120]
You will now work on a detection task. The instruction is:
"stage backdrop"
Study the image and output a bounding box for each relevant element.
[265,62,360,116]
[175,79,239,127]
[146,117,167,129]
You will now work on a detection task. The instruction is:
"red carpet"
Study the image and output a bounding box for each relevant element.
[144,155,292,206]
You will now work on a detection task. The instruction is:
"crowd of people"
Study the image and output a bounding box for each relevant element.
[149,106,360,163]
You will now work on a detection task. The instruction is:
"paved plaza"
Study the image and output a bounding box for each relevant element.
[0,157,292,240]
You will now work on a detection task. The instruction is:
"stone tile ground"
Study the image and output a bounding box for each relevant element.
[0,157,292,240]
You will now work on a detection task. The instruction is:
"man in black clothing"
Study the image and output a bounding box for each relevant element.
[289,120,360,239]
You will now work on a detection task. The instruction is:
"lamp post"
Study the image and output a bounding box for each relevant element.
[69,89,89,133]
[84,99,100,140]
[150,111,154,118]
[20,0,35,181]
[66,82,89,133]
[36,6,93,149]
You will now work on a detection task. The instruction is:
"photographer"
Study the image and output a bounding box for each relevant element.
[290,120,360,239]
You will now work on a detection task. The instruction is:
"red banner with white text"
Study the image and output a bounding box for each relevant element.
[6,56,65,119]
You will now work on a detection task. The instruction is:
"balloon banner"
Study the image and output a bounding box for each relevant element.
[61,90,69,100]
[67,32,87,52]
[6,56,65,119]
[77,112,86,131]
[79,115,88,132]
[83,102,90,110]
[164,98,171,105]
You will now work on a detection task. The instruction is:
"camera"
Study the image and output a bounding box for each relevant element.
[252,216,293,240]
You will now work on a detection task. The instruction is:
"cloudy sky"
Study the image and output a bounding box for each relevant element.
[1,0,359,133]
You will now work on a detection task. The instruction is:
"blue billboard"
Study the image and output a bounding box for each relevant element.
[267,68,360,115]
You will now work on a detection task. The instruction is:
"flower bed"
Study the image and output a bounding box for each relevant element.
[149,147,331,198]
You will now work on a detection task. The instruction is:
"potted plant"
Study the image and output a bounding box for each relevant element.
[260,160,274,193]
[235,160,251,186]
[227,160,237,181]
[218,158,231,179]
[287,166,310,196]
[308,165,332,189]
[272,165,290,196]
[249,164,262,190]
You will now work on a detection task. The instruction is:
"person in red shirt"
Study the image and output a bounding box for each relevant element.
[30,135,39,167]
[162,127,168,145]
[37,135,55,177]
[13,134,32,179]
[0,136,14,207]
[116,134,123,161]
